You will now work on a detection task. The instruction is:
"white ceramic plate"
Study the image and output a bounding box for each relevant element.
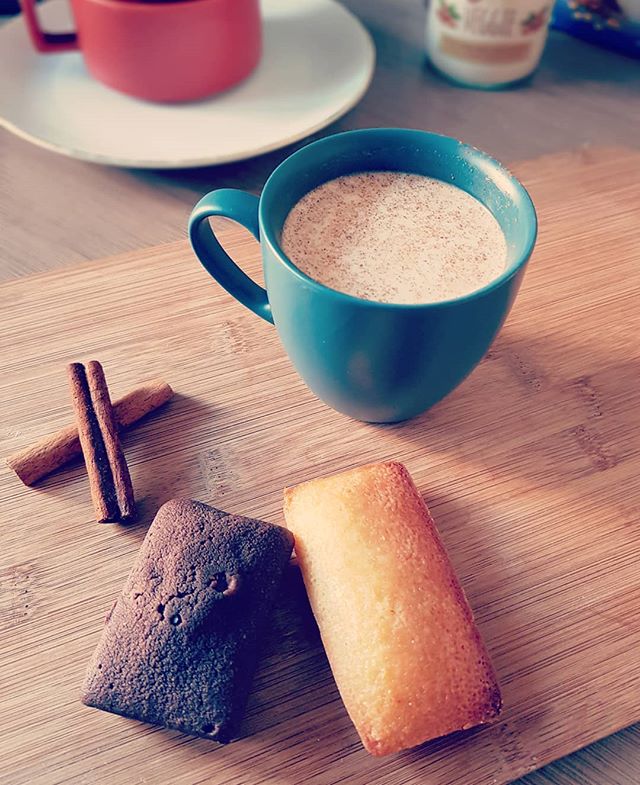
[0,0,375,168]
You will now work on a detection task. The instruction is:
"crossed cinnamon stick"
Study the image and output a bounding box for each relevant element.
[68,361,136,523]
[7,377,172,486]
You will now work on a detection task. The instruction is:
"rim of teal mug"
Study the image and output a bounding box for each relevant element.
[259,128,538,311]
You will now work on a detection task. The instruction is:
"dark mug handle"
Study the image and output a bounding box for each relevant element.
[19,0,79,52]
[189,189,273,324]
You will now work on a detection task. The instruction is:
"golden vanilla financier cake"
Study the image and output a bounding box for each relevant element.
[283,461,501,756]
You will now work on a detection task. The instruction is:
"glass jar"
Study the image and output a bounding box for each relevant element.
[426,0,552,88]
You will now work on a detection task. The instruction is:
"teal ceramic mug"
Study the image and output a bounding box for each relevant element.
[188,128,537,423]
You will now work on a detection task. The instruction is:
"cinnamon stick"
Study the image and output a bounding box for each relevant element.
[86,361,136,522]
[68,363,120,523]
[7,378,172,486]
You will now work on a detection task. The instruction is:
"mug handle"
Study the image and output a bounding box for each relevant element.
[189,189,273,324]
[19,0,79,52]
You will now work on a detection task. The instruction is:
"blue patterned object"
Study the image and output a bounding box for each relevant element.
[552,0,640,57]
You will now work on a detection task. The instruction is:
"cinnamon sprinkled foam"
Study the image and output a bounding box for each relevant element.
[281,172,507,304]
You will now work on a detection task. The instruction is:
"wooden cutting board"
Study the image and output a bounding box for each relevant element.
[2,147,639,785]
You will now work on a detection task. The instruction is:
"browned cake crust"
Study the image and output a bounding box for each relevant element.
[284,462,501,756]
[81,499,294,742]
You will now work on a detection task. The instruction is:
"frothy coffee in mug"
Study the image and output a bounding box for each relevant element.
[281,171,507,304]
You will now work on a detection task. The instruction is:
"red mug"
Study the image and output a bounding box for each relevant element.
[19,0,262,103]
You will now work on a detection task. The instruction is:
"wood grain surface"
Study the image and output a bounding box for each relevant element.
[2,147,640,785]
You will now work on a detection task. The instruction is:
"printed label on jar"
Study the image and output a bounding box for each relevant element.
[426,0,551,84]
[435,0,550,39]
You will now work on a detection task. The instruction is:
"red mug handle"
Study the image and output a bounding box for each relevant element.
[19,0,79,52]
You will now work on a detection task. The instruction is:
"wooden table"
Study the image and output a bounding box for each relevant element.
[2,1,640,783]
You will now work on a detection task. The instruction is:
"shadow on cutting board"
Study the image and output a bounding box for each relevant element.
[387,325,639,493]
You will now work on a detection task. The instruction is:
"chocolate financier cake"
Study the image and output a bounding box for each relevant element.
[81,499,294,742]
